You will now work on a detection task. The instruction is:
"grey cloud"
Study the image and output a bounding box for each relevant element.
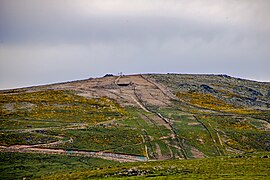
[1,0,269,44]
[0,0,270,89]
[0,15,231,44]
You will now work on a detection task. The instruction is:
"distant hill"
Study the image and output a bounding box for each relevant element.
[1,74,269,179]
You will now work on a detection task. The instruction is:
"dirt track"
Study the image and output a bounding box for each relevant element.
[0,75,196,161]
[51,75,172,109]
[50,74,187,160]
[0,145,147,163]
[91,75,187,159]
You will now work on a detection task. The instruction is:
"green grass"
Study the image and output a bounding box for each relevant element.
[156,107,270,158]
[51,126,144,155]
[0,118,67,130]
[0,90,127,125]
[157,108,218,157]
[251,110,270,123]
[1,80,269,179]
[0,90,129,148]
[249,117,270,129]
[119,107,175,159]
[41,152,270,179]
[226,130,270,151]
[175,92,261,115]
[198,116,270,153]
[1,152,269,180]
[0,152,119,180]
[0,131,60,146]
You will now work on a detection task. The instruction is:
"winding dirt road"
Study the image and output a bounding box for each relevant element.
[0,145,147,163]
[0,74,198,161]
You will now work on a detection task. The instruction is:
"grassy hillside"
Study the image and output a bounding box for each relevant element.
[147,74,270,158]
[0,152,119,180]
[1,152,269,179]
[0,74,269,179]
[45,153,270,179]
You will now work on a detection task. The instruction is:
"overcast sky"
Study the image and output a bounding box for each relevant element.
[0,0,270,89]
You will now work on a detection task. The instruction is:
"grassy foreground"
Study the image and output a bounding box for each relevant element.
[0,152,269,179]
[0,152,119,180]
[1,75,269,179]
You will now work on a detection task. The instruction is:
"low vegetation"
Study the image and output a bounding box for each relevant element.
[0,74,269,179]
[0,132,60,146]
[1,152,269,179]
[176,92,259,115]
[52,126,144,155]
[0,152,119,180]
[0,90,127,125]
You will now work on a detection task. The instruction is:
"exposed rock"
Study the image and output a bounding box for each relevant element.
[200,84,217,93]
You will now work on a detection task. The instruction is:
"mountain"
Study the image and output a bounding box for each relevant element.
[0,74,269,179]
